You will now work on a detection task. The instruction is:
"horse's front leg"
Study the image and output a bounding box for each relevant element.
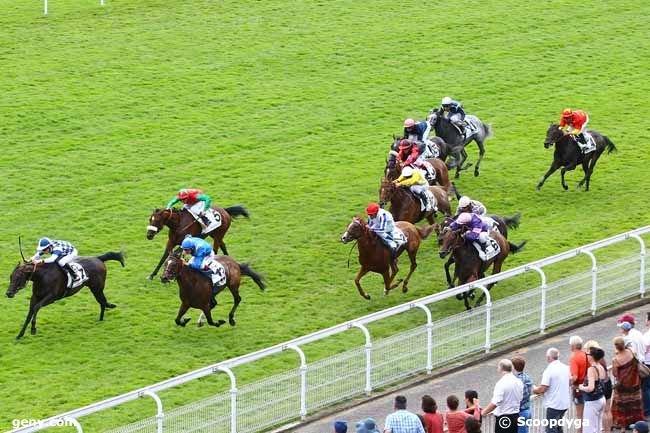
[560,163,578,191]
[17,307,35,339]
[354,267,371,300]
[473,140,485,177]
[536,161,559,190]
[444,257,456,289]
[22,293,56,338]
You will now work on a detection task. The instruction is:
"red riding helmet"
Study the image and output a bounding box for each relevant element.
[366,203,380,216]
[398,139,413,150]
[177,189,190,200]
[562,108,573,119]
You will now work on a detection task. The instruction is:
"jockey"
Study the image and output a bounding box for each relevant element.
[166,188,219,232]
[559,108,590,152]
[403,118,432,143]
[450,212,492,254]
[30,237,83,284]
[180,235,216,274]
[395,139,435,180]
[366,203,400,258]
[394,166,432,211]
[455,195,487,217]
[440,96,467,135]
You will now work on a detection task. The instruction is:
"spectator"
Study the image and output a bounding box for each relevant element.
[578,347,607,433]
[618,314,645,360]
[482,359,523,433]
[464,390,482,417]
[533,348,571,433]
[465,416,482,433]
[612,336,643,432]
[641,312,650,418]
[384,395,425,433]
[335,420,348,433]
[569,336,588,433]
[634,421,649,433]
[421,395,443,433]
[356,418,380,433]
[584,340,612,433]
[446,395,480,433]
[512,356,533,433]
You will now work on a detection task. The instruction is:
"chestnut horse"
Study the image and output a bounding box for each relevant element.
[160,249,265,327]
[340,216,434,299]
[146,205,249,280]
[379,177,451,225]
[438,222,526,310]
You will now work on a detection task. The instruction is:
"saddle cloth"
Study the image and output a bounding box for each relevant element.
[392,228,407,249]
[413,190,436,212]
[421,140,440,159]
[205,258,227,289]
[579,133,597,154]
[463,116,481,139]
[66,262,88,289]
[472,237,500,261]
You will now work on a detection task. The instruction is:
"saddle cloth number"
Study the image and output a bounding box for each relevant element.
[472,237,500,261]
[206,259,227,287]
[66,262,88,289]
[393,228,407,248]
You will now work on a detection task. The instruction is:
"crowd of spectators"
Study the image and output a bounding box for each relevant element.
[329,312,650,433]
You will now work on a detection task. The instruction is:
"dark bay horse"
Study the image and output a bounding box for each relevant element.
[536,124,617,192]
[160,250,265,328]
[340,217,434,299]
[7,252,124,339]
[379,177,451,225]
[427,108,492,178]
[146,205,249,280]
[438,224,526,310]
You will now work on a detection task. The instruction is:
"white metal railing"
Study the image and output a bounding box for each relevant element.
[10,226,649,433]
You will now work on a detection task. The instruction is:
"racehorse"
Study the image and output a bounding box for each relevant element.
[437,220,526,310]
[391,135,456,165]
[441,213,522,290]
[385,149,459,199]
[160,249,265,328]
[427,108,492,178]
[7,252,124,339]
[379,177,451,225]
[536,124,617,192]
[146,205,249,280]
[340,217,434,299]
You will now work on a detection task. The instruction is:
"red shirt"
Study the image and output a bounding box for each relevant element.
[180,188,204,205]
[445,407,480,433]
[560,110,588,130]
[422,412,443,433]
[397,144,420,167]
[570,350,589,384]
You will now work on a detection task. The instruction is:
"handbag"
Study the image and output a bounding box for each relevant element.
[638,359,650,379]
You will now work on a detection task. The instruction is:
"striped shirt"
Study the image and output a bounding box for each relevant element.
[368,208,395,234]
[384,410,425,433]
[35,240,75,262]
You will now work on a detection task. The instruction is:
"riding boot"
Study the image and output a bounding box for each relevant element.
[63,264,80,286]
[199,213,212,228]
[418,191,429,211]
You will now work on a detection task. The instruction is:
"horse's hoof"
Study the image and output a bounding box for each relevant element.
[197,321,204,328]
[402,285,408,293]
[364,294,371,300]
[106,303,116,309]
[146,275,154,281]
[383,290,389,296]
[16,334,24,340]
[455,293,463,301]
[535,184,541,191]
[31,328,37,335]
[474,170,479,177]
[229,318,236,326]
[216,319,226,327]
[454,173,460,179]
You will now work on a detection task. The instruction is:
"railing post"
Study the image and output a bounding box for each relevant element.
[63,418,83,433]
[141,390,164,433]
[414,303,433,374]
[581,250,598,315]
[217,366,238,433]
[529,265,547,334]
[472,284,491,353]
[44,0,48,16]
[630,234,646,297]
[353,323,372,395]
[287,344,308,419]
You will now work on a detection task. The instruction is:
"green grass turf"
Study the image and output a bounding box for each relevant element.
[1,0,650,430]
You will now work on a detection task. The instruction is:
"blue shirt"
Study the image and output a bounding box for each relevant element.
[515,371,533,411]
[403,121,429,141]
[184,237,214,269]
[442,101,466,120]
[384,410,425,433]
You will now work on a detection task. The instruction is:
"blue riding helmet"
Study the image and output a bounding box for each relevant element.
[181,235,195,251]
[37,237,53,252]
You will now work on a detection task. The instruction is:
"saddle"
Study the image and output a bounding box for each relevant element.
[472,237,500,262]
[410,190,436,212]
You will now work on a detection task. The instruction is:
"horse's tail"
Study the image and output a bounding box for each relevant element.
[508,241,527,254]
[417,225,435,240]
[97,251,125,267]
[239,263,266,291]
[483,123,493,139]
[225,205,250,219]
[503,212,522,230]
[603,135,617,154]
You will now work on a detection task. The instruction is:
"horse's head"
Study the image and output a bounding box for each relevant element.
[390,135,402,151]
[427,108,440,128]
[384,150,400,179]
[147,208,172,240]
[438,225,463,259]
[544,123,564,149]
[341,217,367,244]
[160,249,184,283]
[7,262,36,298]
[379,177,397,208]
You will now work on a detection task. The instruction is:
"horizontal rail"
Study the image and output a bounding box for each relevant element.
[11,226,650,432]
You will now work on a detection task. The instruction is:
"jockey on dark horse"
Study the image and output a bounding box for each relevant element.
[449,212,495,257]
[559,108,594,153]
[30,237,86,288]
[395,139,436,181]
[454,195,487,217]
[166,188,220,233]
[439,96,467,135]
[180,235,226,293]
[403,118,439,158]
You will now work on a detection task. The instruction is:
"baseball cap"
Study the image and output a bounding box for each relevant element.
[634,421,649,433]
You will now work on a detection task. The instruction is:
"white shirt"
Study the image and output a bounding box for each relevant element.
[625,328,646,361]
[540,360,571,410]
[491,372,524,416]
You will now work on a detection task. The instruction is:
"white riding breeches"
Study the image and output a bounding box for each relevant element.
[185,201,207,216]
[57,249,78,266]
[410,184,428,195]
[449,113,463,123]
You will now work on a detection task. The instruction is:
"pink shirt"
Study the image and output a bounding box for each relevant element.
[445,407,480,433]
[422,412,443,433]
